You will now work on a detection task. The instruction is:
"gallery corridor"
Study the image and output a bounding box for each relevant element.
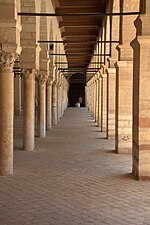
[0,108,150,225]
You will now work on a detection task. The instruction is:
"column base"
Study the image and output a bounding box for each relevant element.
[108,134,115,140]
[116,148,132,154]
[133,149,150,180]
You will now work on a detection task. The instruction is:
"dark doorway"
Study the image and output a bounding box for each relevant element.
[68,73,86,107]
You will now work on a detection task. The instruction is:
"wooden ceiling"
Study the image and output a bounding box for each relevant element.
[52,0,110,71]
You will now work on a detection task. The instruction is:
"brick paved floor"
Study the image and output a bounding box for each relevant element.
[0,108,150,225]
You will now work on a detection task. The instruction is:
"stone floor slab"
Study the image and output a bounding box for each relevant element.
[0,108,150,225]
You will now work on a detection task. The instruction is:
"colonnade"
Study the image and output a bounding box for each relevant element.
[86,4,150,180]
[1,0,150,181]
[0,54,68,175]
[0,0,69,176]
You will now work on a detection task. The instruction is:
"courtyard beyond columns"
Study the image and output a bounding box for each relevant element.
[0,108,149,225]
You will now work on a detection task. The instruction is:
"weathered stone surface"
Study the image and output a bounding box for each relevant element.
[0,52,16,175]
[131,17,150,179]
[115,61,133,154]
[107,68,116,139]
[22,69,36,151]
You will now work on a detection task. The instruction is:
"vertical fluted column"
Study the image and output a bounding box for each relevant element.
[52,81,58,126]
[23,69,36,151]
[0,52,16,175]
[38,74,47,138]
[46,78,53,130]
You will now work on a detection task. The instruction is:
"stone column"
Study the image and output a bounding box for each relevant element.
[61,86,65,117]
[38,74,47,138]
[0,52,16,175]
[52,81,58,126]
[95,78,99,124]
[90,82,93,115]
[107,68,116,139]
[93,77,97,122]
[57,83,62,122]
[102,73,107,132]
[90,82,93,116]
[85,86,87,107]
[23,69,36,151]
[90,81,93,117]
[86,84,89,110]
[14,75,22,115]
[87,83,91,112]
[97,76,102,130]
[131,12,150,179]
[46,79,53,130]
[114,0,138,153]
[64,84,68,112]
[115,59,133,154]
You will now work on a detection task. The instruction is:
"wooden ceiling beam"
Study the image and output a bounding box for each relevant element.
[67,57,90,60]
[60,26,100,34]
[59,0,108,7]
[63,35,97,42]
[66,47,93,51]
[62,31,98,37]
[56,6,105,14]
[52,0,109,73]
[62,17,100,22]
[65,46,94,50]
[59,21,102,28]
[63,27,100,32]
[66,50,93,54]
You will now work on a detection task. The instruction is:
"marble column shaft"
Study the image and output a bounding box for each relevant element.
[52,82,58,126]
[46,79,53,130]
[14,75,22,115]
[0,52,16,175]
[23,69,36,151]
[38,74,47,138]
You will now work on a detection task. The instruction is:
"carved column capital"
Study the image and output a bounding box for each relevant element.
[47,78,53,86]
[22,69,37,80]
[0,52,17,72]
[52,81,57,86]
[38,74,48,85]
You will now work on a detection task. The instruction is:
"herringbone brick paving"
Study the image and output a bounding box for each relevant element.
[0,108,150,225]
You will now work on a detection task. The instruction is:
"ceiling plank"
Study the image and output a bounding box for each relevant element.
[51,0,110,75]
[59,21,102,28]
[59,0,108,7]
[62,30,99,37]
[56,7,105,14]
